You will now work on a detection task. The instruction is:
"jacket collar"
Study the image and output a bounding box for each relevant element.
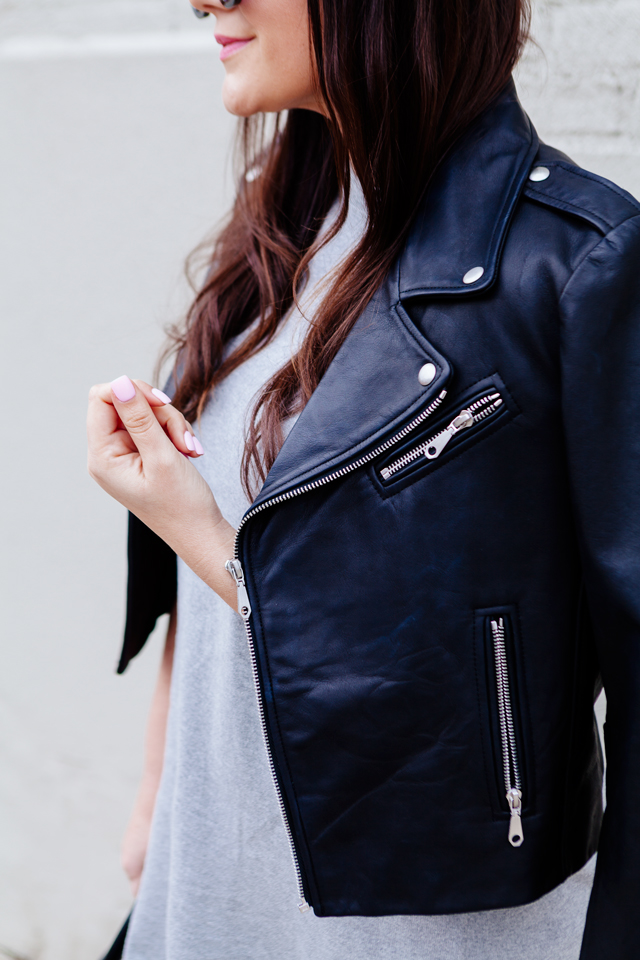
[252,83,539,508]
[398,80,538,298]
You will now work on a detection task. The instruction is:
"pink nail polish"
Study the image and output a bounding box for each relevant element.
[184,430,195,452]
[193,436,204,456]
[151,388,171,404]
[111,375,136,403]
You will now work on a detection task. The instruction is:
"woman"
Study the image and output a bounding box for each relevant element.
[87,0,640,957]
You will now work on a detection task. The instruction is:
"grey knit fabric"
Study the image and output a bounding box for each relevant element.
[123,182,596,960]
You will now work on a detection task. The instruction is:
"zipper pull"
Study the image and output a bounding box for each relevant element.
[506,788,524,847]
[424,410,474,460]
[225,559,252,620]
[298,899,310,913]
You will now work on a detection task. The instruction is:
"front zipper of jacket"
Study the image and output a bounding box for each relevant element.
[225,385,449,911]
[490,617,524,847]
[225,557,312,911]
[380,391,503,480]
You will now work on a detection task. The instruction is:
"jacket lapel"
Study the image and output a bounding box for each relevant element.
[252,83,539,508]
[255,273,451,504]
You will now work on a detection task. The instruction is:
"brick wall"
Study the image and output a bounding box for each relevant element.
[517,0,640,195]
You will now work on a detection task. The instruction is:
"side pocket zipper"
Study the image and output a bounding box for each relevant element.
[490,617,525,848]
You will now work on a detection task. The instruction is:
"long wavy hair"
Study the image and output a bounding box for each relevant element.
[167,0,530,497]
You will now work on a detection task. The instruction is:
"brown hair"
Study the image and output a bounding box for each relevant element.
[168,0,530,497]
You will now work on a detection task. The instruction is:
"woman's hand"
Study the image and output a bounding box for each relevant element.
[87,375,237,610]
[121,794,154,898]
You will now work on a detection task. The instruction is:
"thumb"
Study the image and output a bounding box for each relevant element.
[110,375,172,458]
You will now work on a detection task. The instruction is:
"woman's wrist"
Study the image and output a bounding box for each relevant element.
[169,513,238,611]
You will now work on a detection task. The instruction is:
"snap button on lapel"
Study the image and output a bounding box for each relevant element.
[529,165,550,182]
[462,266,484,285]
[418,362,437,386]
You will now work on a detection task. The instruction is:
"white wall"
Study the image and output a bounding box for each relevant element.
[0,1,637,958]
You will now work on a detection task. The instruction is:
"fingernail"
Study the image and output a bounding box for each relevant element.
[193,436,204,456]
[184,430,195,452]
[111,375,136,403]
[151,388,171,404]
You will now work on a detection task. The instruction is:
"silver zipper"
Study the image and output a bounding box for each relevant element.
[490,618,524,848]
[225,385,448,911]
[380,392,503,480]
[225,558,310,912]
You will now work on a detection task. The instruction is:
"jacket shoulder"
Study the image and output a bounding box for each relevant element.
[522,142,640,235]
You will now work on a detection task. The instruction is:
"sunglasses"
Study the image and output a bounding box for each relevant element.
[192,1,241,14]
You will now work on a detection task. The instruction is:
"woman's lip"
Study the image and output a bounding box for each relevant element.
[214,34,254,61]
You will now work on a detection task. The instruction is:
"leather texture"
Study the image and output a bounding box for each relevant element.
[121,83,640,958]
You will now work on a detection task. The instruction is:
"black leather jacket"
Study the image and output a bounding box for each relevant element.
[120,83,640,959]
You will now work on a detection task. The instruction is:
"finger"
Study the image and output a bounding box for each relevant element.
[87,383,137,458]
[89,380,167,411]
[131,380,204,457]
[91,379,173,435]
[130,379,173,408]
[88,381,202,461]
[110,375,179,461]
[156,409,204,457]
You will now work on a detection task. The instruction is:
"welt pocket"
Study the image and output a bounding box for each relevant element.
[374,375,514,489]
[474,606,534,848]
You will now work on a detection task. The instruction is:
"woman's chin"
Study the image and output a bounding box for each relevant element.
[221,77,266,118]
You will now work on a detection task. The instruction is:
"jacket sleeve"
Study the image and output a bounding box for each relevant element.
[117,512,177,674]
[560,213,640,960]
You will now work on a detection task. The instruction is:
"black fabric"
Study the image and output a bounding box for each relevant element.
[118,512,176,674]
[118,83,640,957]
[100,915,130,960]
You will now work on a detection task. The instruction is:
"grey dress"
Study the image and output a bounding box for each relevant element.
[123,181,596,960]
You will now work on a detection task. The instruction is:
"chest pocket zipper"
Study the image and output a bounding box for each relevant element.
[380,391,503,481]
[491,617,524,847]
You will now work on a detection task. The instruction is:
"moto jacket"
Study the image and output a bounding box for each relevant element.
[119,82,640,959]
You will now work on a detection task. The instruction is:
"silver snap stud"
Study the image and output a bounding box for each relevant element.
[529,165,550,182]
[462,266,484,285]
[418,362,437,386]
